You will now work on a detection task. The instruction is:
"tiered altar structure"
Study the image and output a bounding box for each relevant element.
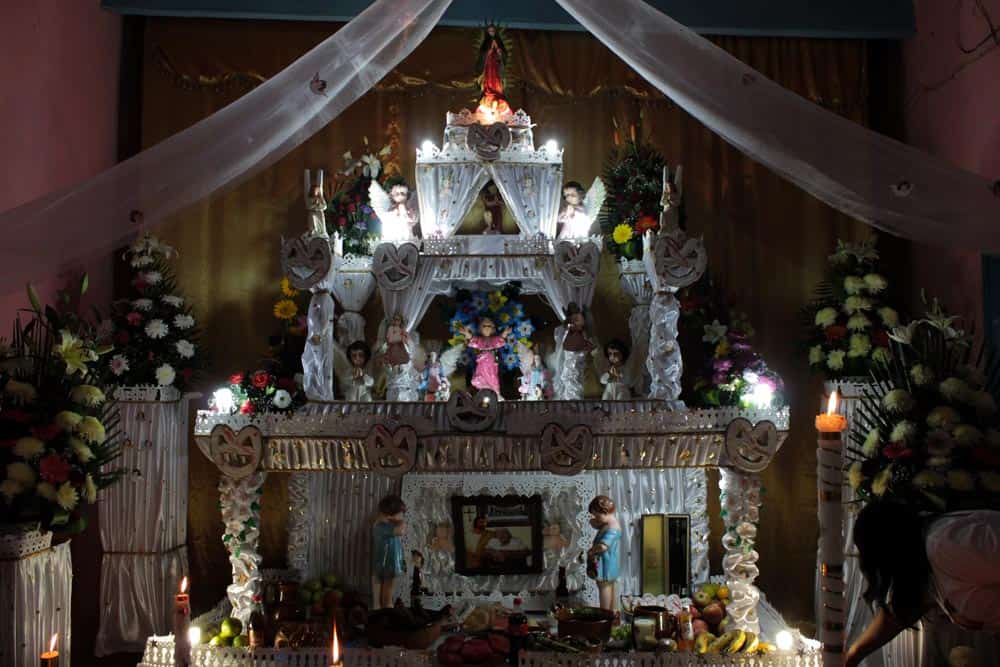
[143,103,818,667]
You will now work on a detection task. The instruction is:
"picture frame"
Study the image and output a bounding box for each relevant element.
[451,494,544,576]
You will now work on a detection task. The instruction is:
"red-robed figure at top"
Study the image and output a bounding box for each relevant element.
[476,24,511,118]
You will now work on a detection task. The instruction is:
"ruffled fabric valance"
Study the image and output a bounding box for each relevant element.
[1,0,998,295]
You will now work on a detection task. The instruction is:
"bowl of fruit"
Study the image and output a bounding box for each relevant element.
[555,606,614,643]
[366,605,448,650]
[436,634,509,666]
[204,617,246,648]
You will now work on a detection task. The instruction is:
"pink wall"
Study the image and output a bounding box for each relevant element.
[0,2,121,331]
[904,0,1000,326]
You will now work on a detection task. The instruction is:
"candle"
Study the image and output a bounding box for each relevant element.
[40,633,58,667]
[330,622,342,666]
[815,391,847,432]
[174,576,191,667]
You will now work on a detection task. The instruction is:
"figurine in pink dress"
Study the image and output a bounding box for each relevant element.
[458,317,511,395]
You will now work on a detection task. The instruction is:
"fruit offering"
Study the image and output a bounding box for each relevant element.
[436,633,509,665]
[205,616,243,646]
[299,573,344,618]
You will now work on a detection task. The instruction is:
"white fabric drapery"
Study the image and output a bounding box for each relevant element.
[555,0,1000,251]
[487,162,564,237]
[415,162,490,237]
[0,0,450,293]
[0,542,73,667]
[96,394,194,656]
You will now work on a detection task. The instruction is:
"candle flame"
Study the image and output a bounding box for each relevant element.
[331,623,340,663]
[49,634,58,652]
[826,391,838,415]
[180,576,188,594]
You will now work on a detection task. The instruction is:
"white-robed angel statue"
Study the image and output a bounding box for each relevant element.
[416,341,464,402]
[369,180,419,242]
[334,340,375,401]
[557,177,606,239]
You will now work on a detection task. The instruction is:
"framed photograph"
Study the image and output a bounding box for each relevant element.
[451,494,544,575]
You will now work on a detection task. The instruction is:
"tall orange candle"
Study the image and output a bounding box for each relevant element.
[40,633,58,667]
[815,391,847,433]
[330,622,342,666]
[174,576,191,667]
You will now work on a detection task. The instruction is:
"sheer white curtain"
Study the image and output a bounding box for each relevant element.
[0,0,451,294]
[556,0,1000,251]
[415,162,490,237]
[487,162,564,237]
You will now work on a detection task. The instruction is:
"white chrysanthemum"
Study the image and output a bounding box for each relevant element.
[70,384,106,407]
[848,334,871,358]
[175,340,195,359]
[70,437,94,463]
[889,322,917,345]
[826,350,846,371]
[913,470,946,488]
[981,471,1000,493]
[272,389,292,409]
[872,348,891,364]
[882,389,914,413]
[927,406,962,429]
[75,416,106,445]
[174,314,195,330]
[56,482,78,511]
[142,271,162,285]
[969,391,997,417]
[953,424,984,446]
[910,364,934,386]
[162,295,184,308]
[83,474,97,503]
[863,273,888,293]
[815,307,838,328]
[843,296,872,314]
[132,298,153,311]
[926,429,955,456]
[947,470,975,492]
[890,420,917,443]
[156,363,176,387]
[6,462,36,485]
[939,377,970,402]
[702,319,728,344]
[145,319,168,339]
[14,437,45,460]
[847,314,871,331]
[878,307,899,327]
[110,354,129,376]
[872,468,892,497]
[0,479,22,501]
[808,345,824,365]
[863,429,881,457]
[55,410,82,431]
[848,462,865,489]
[36,482,57,501]
[843,276,867,295]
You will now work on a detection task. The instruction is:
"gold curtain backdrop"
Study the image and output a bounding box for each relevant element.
[142,18,902,626]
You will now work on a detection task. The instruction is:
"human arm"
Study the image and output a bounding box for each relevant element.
[392,521,406,536]
[844,607,916,667]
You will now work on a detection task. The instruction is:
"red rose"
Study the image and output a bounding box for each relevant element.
[40,453,72,484]
[132,276,148,292]
[824,325,848,343]
[1,409,31,423]
[180,368,194,383]
[277,377,297,391]
[229,373,244,385]
[31,423,63,441]
[115,331,130,344]
[252,371,271,389]
[338,216,348,227]
[635,215,659,234]
[347,203,357,214]
[882,442,913,460]
[239,399,255,415]
[872,330,890,348]
[126,312,143,327]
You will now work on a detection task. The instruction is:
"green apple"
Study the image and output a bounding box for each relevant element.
[220,617,242,638]
[232,635,248,648]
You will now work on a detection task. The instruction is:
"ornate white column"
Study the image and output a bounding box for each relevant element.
[618,258,653,396]
[556,350,588,400]
[719,468,762,635]
[281,234,336,401]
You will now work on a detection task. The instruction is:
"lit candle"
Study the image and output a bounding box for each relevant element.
[174,576,191,667]
[330,622,342,666]
[40,633,58,667]
[815,391,847,433]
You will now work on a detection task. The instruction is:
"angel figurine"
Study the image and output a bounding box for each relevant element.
[369,180,419,241]
[334,340,375,402]
[417,344,464,402]
[518,349,553,401]
[458,317,511,395]
[599,339,631,400]
[305,169,329,238]
[557,178,606,239]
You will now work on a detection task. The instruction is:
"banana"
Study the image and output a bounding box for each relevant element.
[708,631,739,654]
[725,629,747,653]
[756,641,776,655]
[694,632,715,654]
[741,632,760,654]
